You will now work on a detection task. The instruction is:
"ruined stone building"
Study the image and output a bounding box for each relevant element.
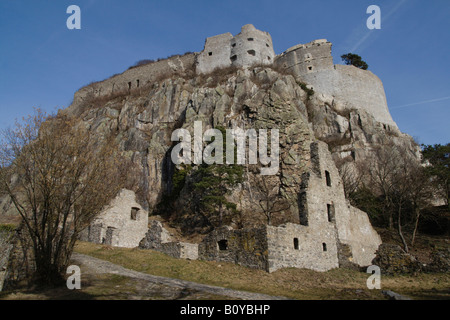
[82,141,380,273]
[198,141,381,272]
[79,189,148,248]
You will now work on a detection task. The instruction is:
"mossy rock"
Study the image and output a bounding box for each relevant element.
[371,244,422,275]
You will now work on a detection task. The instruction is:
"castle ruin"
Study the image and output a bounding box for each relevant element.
[84,141,381,272]
[71,24,397,130]
[75,24,388,272]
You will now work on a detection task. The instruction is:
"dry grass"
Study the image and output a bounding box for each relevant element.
[72,241,450,300]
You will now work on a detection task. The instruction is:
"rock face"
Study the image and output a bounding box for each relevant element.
[61,62,392,271]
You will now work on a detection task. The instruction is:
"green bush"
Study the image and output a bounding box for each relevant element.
[297,81,315,98]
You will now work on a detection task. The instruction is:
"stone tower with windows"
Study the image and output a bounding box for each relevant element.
[196,24,275,74]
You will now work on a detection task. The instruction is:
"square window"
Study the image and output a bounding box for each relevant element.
[218,239,228,251]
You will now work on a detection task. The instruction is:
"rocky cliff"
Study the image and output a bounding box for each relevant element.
[54,64,419,236]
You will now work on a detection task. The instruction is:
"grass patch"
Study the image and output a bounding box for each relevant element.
[73,241,450,300]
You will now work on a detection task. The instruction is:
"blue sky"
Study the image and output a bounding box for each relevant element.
[0,0,449,145]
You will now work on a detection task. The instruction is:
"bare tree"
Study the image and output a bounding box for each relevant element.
[394,155,433,248]
[366,144,401,230]
[363,143,432,252]
[336,157,364,203]
[0,109,126,286]
[250,174,290,225]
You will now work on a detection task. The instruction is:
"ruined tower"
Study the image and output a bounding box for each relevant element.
[196,24,275,74]
[229,24,275,68]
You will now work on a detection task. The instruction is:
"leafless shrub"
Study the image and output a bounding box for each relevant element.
[0,109,129,286]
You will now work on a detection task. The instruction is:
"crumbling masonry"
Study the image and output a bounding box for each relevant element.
[198,141,381,272]
[82,141,380,272]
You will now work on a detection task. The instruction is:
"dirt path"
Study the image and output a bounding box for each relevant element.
[71,252,289,300]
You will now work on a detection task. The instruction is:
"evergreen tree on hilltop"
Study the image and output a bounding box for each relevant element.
[341,53,369,70]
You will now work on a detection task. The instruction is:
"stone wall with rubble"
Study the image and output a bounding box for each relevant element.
[198,226,269,271]
[159,242,199,260]
[139,220,198,260]
[265,142,340,272]
[79,189,148,248]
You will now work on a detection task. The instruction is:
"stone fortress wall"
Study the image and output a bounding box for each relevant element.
[196,32,234,74]
[299,64,397,129]
[273,40,397,129]
[275,39,334,75]
[72,53,197,108]
[230,24,275,68]
[70,24,396,130]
